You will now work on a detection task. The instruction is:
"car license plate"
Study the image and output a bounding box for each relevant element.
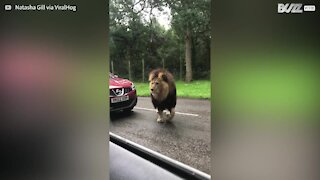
[111,96,129,103]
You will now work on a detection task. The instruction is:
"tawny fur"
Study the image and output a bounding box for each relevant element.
[149,69,176,123]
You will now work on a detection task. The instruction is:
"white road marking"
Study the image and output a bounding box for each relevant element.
[134,107,200,117]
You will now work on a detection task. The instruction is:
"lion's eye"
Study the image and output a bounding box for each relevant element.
[156,82,159,85]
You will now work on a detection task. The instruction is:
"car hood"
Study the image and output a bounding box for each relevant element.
[109,78,132,88]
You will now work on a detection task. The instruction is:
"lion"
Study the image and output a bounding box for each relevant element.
[149,68,177,123]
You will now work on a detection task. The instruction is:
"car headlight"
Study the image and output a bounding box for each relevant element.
[131,83,135,90]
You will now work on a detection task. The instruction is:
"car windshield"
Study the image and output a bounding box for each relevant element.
[109,0,211,179]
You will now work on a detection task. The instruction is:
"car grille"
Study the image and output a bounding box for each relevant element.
[124,87,132,94]
[110,87,132,96]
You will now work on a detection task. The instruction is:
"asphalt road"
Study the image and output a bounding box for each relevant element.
[110,96,211,174]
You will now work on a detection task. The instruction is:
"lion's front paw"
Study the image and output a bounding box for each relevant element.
[164,110,170,116]
[166,115,173,121]
[158,113,172,123]
[157,117,165,123]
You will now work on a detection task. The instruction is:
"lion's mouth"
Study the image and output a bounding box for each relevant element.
[151,92,157,97]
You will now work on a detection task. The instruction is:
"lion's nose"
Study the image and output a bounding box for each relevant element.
[151,89,154,91]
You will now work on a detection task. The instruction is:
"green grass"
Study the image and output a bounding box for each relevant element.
[213,51,319,124]
[134,80,210,99]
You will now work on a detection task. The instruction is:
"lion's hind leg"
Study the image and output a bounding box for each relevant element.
[157,110,165,123]
[167,108,175,121]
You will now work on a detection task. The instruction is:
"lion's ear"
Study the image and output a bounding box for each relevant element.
[160,73,168,82]
[148,72,155,81]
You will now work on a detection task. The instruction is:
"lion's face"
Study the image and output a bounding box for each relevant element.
[149,78,169,101]
[149,78,160,95]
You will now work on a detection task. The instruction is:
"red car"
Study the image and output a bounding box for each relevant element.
[109,73,137,112]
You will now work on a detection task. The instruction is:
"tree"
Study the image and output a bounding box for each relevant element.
[110,0,168,80]
[110,0,149,79]
[165,0,210,82]
[109,0,210,81]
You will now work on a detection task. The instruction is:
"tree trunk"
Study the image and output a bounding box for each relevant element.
[179,44,183,81]
[185,27,192,82]
[126,50,131,80]
[111,60,114,73]
[128,60,131,80]
[142,58,145,82]
[162,58,165,69]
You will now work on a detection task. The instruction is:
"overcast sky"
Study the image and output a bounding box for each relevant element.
[134,3,172,30]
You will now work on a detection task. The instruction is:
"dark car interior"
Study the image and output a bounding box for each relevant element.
[109,133,211,180]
